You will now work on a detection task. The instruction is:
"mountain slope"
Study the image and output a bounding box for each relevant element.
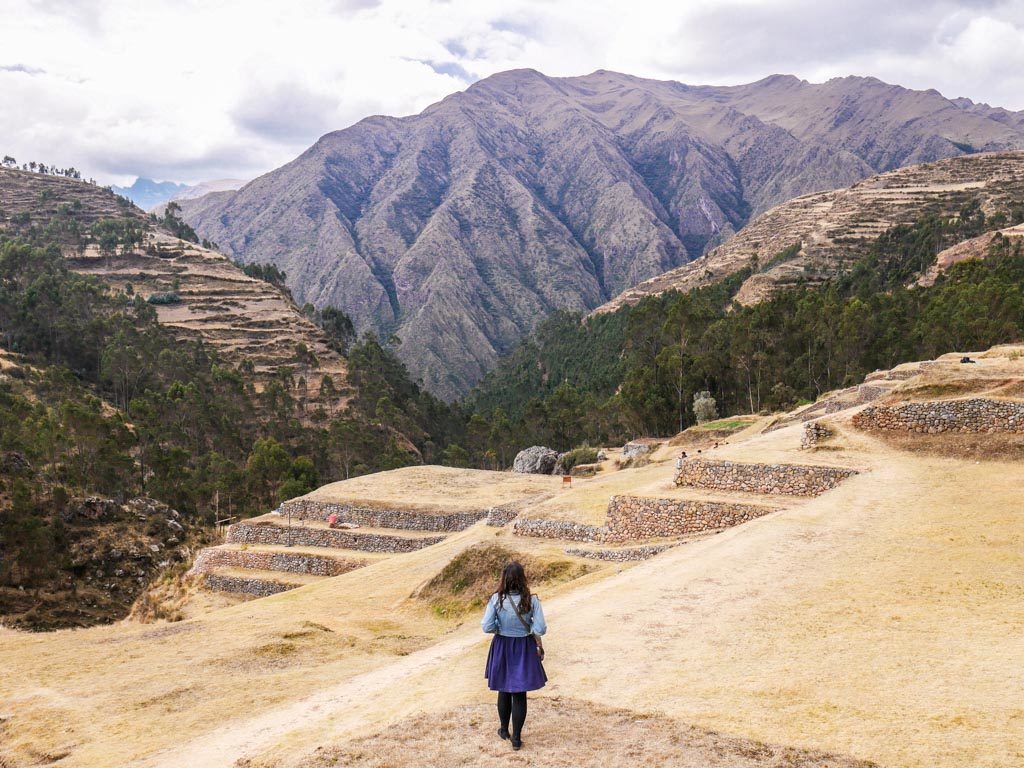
[0,167,347,392]
[111,177,188,209]
[597,151,1024,312]
[179,70,1024,398]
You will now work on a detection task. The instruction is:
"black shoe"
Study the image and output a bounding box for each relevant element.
[510,736,522,751]
[497,727,510,741]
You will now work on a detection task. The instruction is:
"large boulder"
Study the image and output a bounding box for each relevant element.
[622,440,657,459]
[512,446,559,474]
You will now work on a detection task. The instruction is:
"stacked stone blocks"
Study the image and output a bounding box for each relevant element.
[203,573,297,597]
[192,547,366,577]
[278,499,486,532]
[225,521,445,553]
[674,458,857,496]
[853,398,1024,433]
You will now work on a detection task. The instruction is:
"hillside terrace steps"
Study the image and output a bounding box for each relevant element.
[513,454,860,551]
[202,567,323,597]
[196,513,454,595]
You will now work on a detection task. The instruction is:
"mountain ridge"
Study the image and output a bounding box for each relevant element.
[178,69,1024,399]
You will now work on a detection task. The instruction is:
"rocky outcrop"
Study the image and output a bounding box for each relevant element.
[674,458,857,496]
[513,446,559,475]
[853,398,1024,433]
[180,71,1024,398]
[622,440,657,459]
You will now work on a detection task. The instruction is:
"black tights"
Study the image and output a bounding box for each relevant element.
[496,691,527,739]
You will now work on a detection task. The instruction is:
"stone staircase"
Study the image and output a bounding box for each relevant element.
[190,500,495,597]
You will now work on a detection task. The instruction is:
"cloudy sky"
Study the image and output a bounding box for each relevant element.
[3,0,1024,186]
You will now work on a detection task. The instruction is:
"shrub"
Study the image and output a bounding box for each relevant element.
[693,391,718,424]
[557,445,599,473]
[146,292,181,305]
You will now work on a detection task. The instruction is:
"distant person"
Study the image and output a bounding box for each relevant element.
[482,561,547,751]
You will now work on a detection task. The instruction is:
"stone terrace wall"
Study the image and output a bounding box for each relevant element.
[515,496,778,543]
[226,521,445,553]
[191,547,365,577]
[486,502,525,527]
[801,421,833,449]
[512,518,607,543]
[853,398,1024,434]
[604,495,776,540]
[674,458,857,496]
[564,543,677,561]
[279,499,485,532]
[203,573,296,597]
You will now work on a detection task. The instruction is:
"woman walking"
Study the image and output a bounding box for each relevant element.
[482,561,547,751]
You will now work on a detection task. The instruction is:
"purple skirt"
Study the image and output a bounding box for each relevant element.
[485,634,548,692]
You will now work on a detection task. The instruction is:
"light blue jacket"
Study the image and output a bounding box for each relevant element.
[481,591,547,637]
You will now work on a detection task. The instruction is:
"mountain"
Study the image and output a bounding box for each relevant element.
[111,177,189,208]
[595,151,1024,313]
[177,69,1024,399]
[168,178,246,203]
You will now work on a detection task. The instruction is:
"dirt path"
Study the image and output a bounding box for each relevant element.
[132,566,630,768]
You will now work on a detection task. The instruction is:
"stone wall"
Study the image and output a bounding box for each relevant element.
[485,502,524,527]
[674,458,857,496]
[191,547,365,577]
[225,521,445,553]
[852,398,1024,434]
[515,495,778,543]
[512,518,607,543]
[604,495,776,540]
[278,499,485,532]
[565,543,677,561]
[801,421,833,449]
[203,573,296,597]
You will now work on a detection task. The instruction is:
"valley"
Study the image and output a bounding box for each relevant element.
[176,71,1024,398]
[3,23,1024,766]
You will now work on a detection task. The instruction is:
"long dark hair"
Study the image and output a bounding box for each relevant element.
[496,561,532,613]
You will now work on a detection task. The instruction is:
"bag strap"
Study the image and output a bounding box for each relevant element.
[507,593,534,634]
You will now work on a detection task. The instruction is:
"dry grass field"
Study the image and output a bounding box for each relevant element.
[2,348,1022,768]
[302,466,562,511]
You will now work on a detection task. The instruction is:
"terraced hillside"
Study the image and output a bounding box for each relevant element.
[189,467,561,597]
[0,168,347,392]
[597,151,1024,313]
[2,345,1021,768]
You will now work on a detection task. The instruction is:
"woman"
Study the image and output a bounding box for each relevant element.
[481,561,547,751]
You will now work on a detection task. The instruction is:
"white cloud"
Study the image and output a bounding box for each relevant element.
[1,0,1023,185]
